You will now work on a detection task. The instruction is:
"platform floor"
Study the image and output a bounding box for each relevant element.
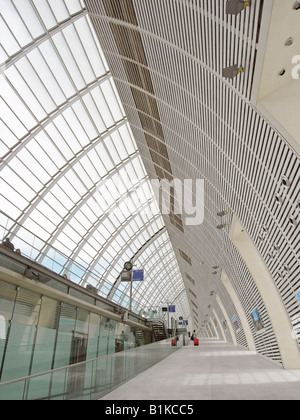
[100,338,300,400]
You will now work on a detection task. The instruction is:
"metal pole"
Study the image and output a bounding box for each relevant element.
[129,270,133,312]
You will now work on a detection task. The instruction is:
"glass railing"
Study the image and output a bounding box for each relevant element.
[140,306,167,320]
[0,337,182,400]
[0,211,144,315]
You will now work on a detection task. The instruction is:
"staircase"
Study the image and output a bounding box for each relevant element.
[133,328,146,347]
[146,320,168,342]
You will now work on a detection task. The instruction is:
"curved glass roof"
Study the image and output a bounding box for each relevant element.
[0,0,190,320]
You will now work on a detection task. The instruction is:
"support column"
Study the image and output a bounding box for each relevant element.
[232,217,300,369]
[216,295,237,345]
[221,271,256,351]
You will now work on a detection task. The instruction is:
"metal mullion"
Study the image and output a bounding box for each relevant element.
[84,199,160,286]
[1,92,30,137]
[207,0,213,70]
[82,87,107,135]
[0,72,112,172]
[9,62,50,119]
[36,41,70,102]
[70,14,98,81]
[65,177,150,269]
[0,13,22,60]
[9,119,127,240]
[56,99,91,151]
[1,9,87,73]
[35,138,135,261]
[100,221,167,298]
[11,0,39,48]
[100,213,163,283]
[98,80,120,126]
[23,52,59,109]
[57,22,94,90]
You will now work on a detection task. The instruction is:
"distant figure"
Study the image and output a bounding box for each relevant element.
[191,330,196,341]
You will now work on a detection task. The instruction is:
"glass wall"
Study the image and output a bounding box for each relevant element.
[0,279,152,383]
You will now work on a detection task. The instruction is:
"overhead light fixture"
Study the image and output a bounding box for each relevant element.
[217,211,228,217]
[262,225,269,234]
[285,37,293,47]
[213,266,220,270]
[275,194,283,205]
[222,65,244,79]
[278,68,286,77]
[293,1,300,10]
[226,0,250,16]
[282,176,291,188]
[289,216,298,227]
[217,224,226,230]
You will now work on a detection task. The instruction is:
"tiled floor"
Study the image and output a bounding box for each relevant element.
[100,339,300,400]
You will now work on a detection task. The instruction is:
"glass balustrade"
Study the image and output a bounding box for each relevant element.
[0,337,182,400]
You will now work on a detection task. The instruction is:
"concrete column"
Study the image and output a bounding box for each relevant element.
[232,218,300,369]
[209,316,219,339]
[221,271,256,351]
[212,308,226,341]
[216,295,237,345]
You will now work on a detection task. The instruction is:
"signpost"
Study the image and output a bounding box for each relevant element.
[121,263,144,312]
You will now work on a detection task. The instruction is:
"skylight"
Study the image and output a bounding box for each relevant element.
[0,0,190,320]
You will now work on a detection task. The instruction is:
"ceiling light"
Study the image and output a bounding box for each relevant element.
[217,224,226,230]
[285,37,293,47]
[222,65,244,79]
[289,216,298,227]
[217,211,228,217]
[282,176,291,188]
[275,194,283,204]
[226,0,251,15]
[293,1,300,10]
[278,69,286,77]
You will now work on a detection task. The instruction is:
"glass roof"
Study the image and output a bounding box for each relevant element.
[0,0,190,320]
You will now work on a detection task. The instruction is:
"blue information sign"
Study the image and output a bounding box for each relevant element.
[169,305,176,313]
[132,270,144,282]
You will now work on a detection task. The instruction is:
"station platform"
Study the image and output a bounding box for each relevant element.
[100,339,300,401]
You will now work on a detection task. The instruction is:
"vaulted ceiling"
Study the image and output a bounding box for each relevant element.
[0,0,299,366]
[84,0,300,365]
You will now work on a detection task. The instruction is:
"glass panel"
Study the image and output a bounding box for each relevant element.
[0,0,189,327]
[30,297,60,375]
